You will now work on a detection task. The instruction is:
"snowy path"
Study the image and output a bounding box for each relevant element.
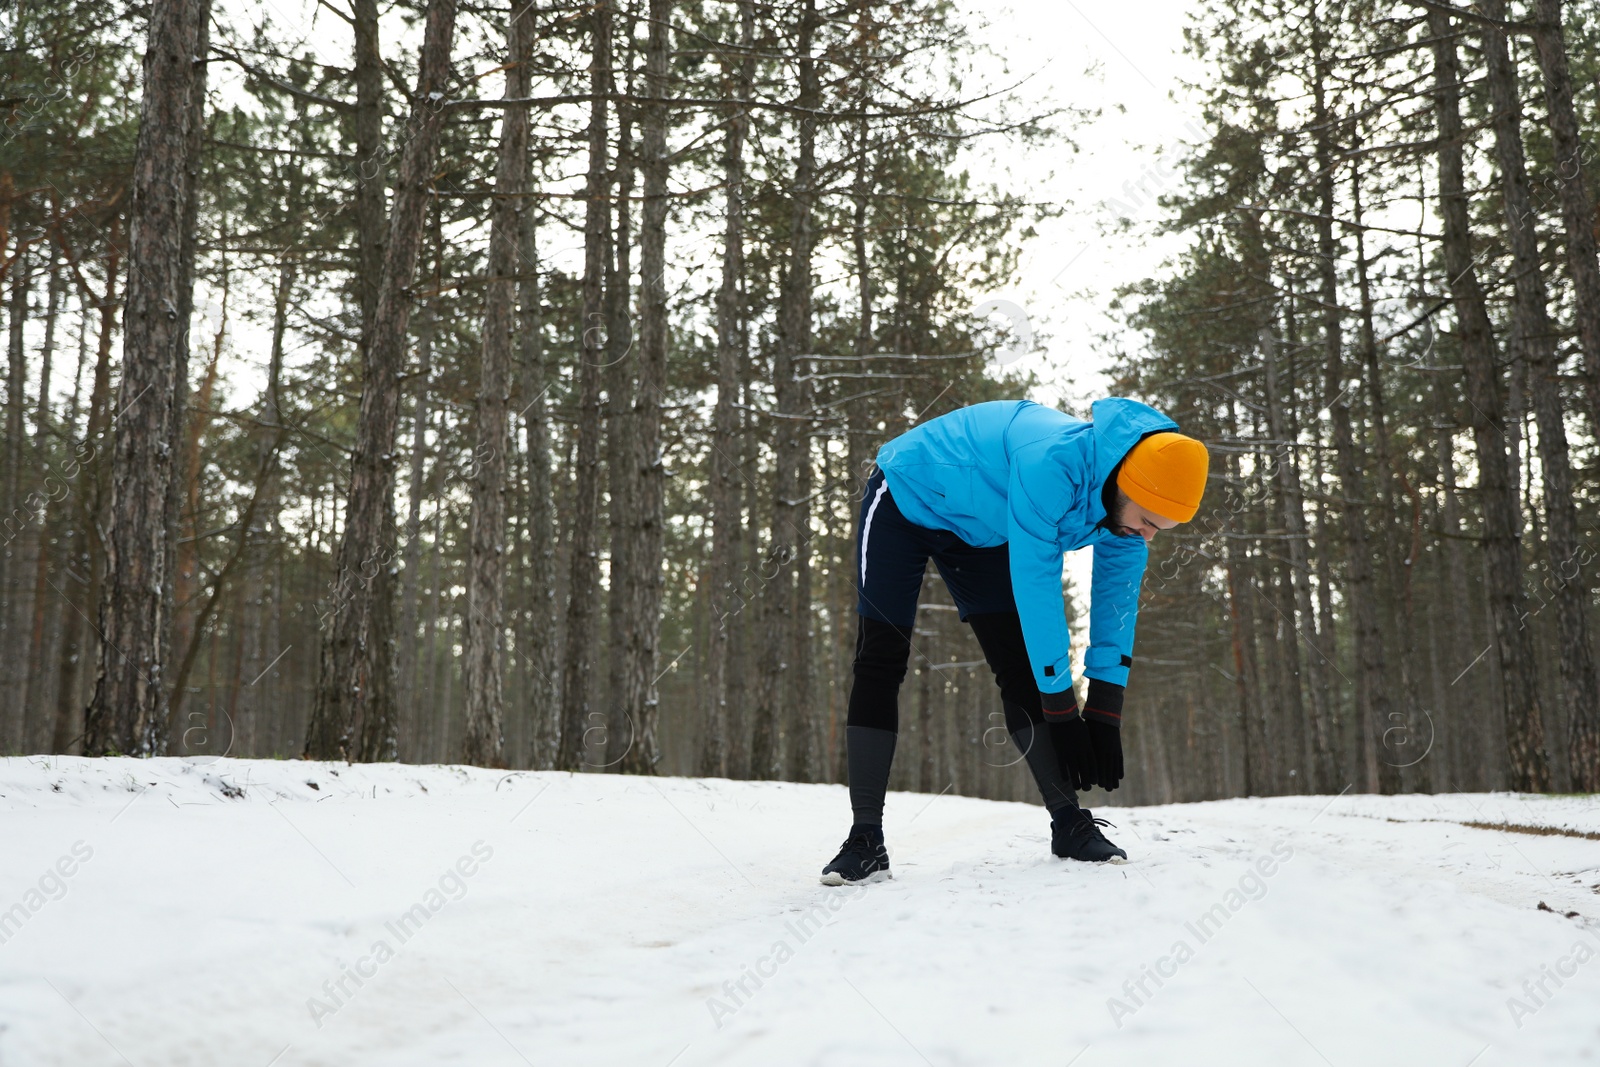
[2,757,1598,1066]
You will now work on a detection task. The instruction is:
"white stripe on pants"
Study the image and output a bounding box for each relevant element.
[860,476,890,587]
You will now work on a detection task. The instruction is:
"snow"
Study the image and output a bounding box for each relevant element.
[2,756,1598,1066]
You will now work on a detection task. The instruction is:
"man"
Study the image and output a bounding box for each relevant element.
[820,397,1209,884]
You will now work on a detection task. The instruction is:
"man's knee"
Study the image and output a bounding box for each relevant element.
[852,615,914,684]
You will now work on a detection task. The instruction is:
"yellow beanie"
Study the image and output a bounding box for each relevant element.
[1117,432,1210,522]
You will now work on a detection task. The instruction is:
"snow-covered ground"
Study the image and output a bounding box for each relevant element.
[2,757,1597,1066]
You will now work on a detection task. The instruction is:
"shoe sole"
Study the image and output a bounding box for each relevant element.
[1055,853,1129,864]
[819,868,893,886]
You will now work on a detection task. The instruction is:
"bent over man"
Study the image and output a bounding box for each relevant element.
[820,397,1209,884]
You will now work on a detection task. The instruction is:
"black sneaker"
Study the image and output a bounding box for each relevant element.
[820,824,892,885]
[1051,807,1129,863]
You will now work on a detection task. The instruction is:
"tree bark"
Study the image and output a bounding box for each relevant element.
[618,0,673,775]
[1483,2,1599,791]
[34,243,60,449]
[169,244,227,727]
[352,0,386,342]
[84,0,211,756]
[557,0,614,771]
[397,219,437,761]
[1241,205,1324,792]
[51,232,118,754]
[21,244,65,747]
[5,248,30,750]
[1262,323,1332,790]
[1350,168,1408,795]
[1225,536,1262,794]
[602,48,636,770]
[838,106,874,786]
[754,0,820,780]
[701,0,755,781]
[462,0,534,767]
[304,0,458,762]
[239,251,294,756]
[1427,5,1550,791]
[1527,0,1600,436]
[1310,26,1387,793]
[518,202,558,769]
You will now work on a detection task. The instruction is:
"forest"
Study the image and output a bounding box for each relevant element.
[3,0,1599,806]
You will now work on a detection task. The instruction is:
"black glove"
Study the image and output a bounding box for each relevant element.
[1050,716,1098,792]
[1040,687,1097,791]
[1084,679,1125,790]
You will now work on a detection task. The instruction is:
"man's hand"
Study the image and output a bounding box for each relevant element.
[1050,717,1099,792]
[1085,721,1123,790]
[1084,680,1125,791]
[1040,687,1098,792]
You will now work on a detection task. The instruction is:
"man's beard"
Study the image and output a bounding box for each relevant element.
[1107,487,1139,537]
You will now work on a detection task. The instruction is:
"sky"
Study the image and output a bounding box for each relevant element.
[955,0,1204,413]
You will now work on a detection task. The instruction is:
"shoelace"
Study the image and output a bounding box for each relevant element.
[1069,815,1117,843]
[839,832,880,856]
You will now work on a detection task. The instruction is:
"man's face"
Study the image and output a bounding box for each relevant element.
[1110,490,1179,542]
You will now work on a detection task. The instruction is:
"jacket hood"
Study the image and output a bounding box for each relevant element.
[1089,397,1181,500]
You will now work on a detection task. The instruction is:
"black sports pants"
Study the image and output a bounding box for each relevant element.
[843,466,1075,825]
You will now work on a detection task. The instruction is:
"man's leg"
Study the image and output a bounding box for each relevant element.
[967,611,1079,820]
[843,466,926,828]
[845,616,913,826]
[821,468,927,883]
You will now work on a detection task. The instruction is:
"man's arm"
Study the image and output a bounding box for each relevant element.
[1006,460,1077,718]
[1083,532,1147,723]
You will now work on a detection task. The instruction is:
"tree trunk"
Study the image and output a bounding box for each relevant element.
[1527,0,1600,436]
[397,222,436,761]
[1261,317,1335,790]
[603,61,636,770]
[617,0,672,774]
[352,0,386,341]
[21,244,65,749]
[420,489,444,761]
[701,0,755,781]
[5,248,31,750]
[839,104,874,786]
[1427,6,1550,791]
[462,0,534,767]
[1436,427,1482,787]
[1309,28,1387,793]
[83,0,211,757]
[1350,169,1408,795]
[169,247,227,726]
[304,0,458,762]
[518,203,558,769]
[1484,2,1599,790]
[50,238,119,754]
[1224,536,1262,795]
[557,0,614,771]
[1247,449,1288,793]
[33,243,60,449]
[239,252,293,756]
[755,0,820,780]
[1312,442,1343,784]
[1241,206,1320,792]
[3,250,27,700]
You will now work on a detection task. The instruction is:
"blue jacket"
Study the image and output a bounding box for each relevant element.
[874,398,1179,697]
